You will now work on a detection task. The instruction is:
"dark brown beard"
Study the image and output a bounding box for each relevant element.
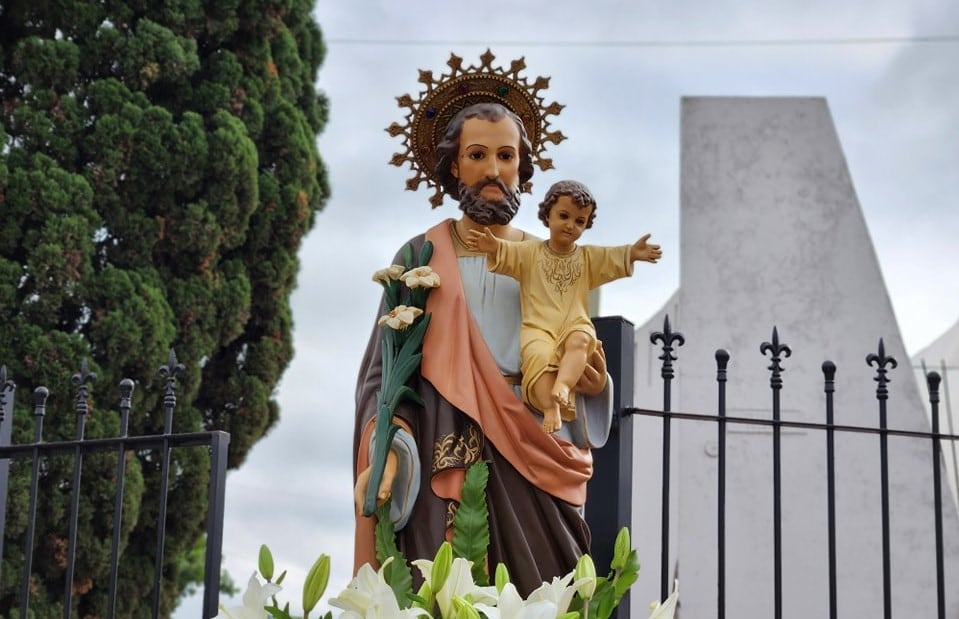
[457,178,522,225]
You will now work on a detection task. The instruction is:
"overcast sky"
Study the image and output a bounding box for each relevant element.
[179,1,959,615]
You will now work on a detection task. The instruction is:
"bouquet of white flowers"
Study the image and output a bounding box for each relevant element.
[216,464,678,619]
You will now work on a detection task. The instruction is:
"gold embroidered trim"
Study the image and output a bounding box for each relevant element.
[446,501,458,529]
[540,247,583,295]
[433,424,482,473]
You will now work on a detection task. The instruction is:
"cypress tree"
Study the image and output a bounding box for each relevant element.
[0,0,329,615]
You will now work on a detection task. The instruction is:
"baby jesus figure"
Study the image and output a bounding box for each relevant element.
[467,179,662,433]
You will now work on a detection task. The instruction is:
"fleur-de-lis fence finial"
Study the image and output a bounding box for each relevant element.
[650,314,686,381]
[866,338,898,401]
[158,348,186,434]
[71,359,98,417]
[760,327,792,390]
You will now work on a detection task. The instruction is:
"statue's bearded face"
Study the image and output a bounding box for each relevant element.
[451,117,522,225]
[457,178,522,225]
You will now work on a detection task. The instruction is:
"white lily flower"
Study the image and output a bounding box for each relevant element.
[215,572,281,619]
[329,559,432,619]
[647,579,679,619]
[372,264,407,284]
[414,556,497,618]
[377,305,424,330]
[525,571,586,616]
[474,582,558,619]
[400,266,441,289]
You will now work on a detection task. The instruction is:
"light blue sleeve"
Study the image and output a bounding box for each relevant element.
[369,428,420,530]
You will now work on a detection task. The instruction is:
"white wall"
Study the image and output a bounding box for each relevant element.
[629,97,959,618]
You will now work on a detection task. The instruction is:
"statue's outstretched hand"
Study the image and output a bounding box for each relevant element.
[465,227,498,254]
[631,233,662,263]
[354,449,398,515]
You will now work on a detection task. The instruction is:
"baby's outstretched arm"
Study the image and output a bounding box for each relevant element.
[631,233,662,263]
[465,226,499,255]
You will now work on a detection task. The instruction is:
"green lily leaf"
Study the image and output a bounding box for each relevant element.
[265,606,294,619]
[363,410,400,516]
[387,352,424,393]
[381,329,397,379]
[400,312,431,348]
[402,242,415,271]
[418,240,434,266]
[612,550,640,597]
[389,385,424,410]
[410,584,431,610]
[397,314,431,360]
[381,281,399,312]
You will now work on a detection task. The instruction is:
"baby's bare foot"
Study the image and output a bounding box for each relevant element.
[542,407,562,433]
[552,382,571,408]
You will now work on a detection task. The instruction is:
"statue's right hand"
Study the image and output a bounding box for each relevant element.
[354,449,399,516]
[577,340,608,396]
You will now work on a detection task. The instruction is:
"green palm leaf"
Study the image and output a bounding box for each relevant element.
[451,461,491,585]
[375,502,415,606]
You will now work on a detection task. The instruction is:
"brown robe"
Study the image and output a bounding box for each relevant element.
[353,220,593,596]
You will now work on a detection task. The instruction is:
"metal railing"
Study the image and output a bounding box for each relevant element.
[0,350,229,619]
[587,316,958,619]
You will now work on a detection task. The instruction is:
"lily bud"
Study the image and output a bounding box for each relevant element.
[452,596,482,619]
[302,554,330,613]
[574,553,597,599]
[611,527,631,570]
[494,562,511,594]
[414,581,433,611]
[431,542,453,593]
[258,544,275,581]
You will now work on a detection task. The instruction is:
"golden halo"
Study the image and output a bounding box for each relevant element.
[386,49,566,207]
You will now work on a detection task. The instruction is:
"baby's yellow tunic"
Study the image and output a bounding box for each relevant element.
[488,239,634,417]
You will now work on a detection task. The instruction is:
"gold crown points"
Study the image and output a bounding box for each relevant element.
[386,49,567,207]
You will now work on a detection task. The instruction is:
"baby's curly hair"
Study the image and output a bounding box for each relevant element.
[537,180,597,228]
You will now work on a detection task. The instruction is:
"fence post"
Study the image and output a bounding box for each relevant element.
[587,316,635,617]
[867,338,897,619]
[761,327,791,619]
[650,315,684,602]
[0,367,16,578]
[926,371,946,619]
[203,430,230,619]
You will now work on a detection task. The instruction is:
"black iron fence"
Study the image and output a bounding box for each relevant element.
[0,351,228,619]
[587,316,959,619]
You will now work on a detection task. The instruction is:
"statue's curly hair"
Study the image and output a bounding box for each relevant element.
[537,180,597,228]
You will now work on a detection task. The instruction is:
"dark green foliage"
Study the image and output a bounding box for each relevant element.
[0,0,329,615]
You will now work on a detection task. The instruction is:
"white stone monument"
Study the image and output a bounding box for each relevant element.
[629,97,959,618]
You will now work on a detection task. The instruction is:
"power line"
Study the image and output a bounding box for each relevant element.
[325,34,959,49]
